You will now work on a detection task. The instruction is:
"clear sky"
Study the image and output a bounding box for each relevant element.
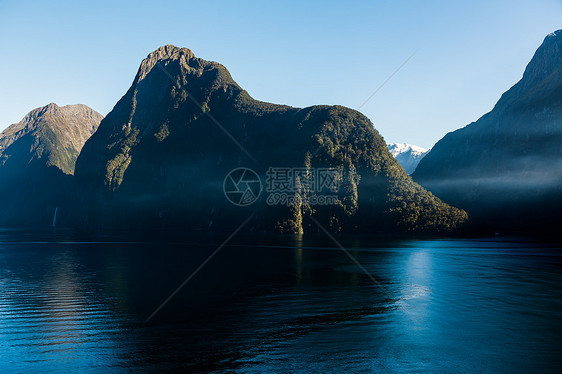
[1,0,561,148]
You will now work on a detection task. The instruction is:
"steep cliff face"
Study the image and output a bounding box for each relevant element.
[75,45,467,233]
[0,103,102,226]
[413,30,562,232]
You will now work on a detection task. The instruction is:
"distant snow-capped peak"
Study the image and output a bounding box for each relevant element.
[387,143,429,174]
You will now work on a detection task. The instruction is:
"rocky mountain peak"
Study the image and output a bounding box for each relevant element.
[15,103,59,127]
[546,29,561,39]
[136,45,205,82]
[0,103,103,174]
[149,44,195,61]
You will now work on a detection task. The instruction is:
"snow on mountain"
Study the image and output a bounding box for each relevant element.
[387,143,429,174]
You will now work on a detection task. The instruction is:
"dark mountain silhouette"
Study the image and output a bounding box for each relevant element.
[0,103,102,226]
[413,30,562,233]
[74,45,466,234]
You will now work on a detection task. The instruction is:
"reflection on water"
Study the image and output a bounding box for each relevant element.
[0,230,561,373]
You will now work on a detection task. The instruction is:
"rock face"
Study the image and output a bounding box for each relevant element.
[413,30,562,233]
[0,103,102,226]
[74,45,467,233]
[387,143,429,174]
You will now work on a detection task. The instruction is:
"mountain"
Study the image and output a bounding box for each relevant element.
[413,30,562,233]
[74,45,467,234]
[0,103,103,226]
[387,143,429,174]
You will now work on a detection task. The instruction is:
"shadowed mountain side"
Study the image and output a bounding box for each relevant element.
[74,45,467,234]
[413,30,562,233]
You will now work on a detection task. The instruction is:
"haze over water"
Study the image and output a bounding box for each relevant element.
[0,230,561,373]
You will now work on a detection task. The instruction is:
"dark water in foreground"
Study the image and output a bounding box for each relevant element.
[0,230,561,373]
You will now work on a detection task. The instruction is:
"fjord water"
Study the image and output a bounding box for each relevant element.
[0,230,561,373]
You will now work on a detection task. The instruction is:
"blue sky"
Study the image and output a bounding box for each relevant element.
[1,0,561,148]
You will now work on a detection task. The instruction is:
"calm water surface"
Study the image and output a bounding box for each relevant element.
[0,230,561,373]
